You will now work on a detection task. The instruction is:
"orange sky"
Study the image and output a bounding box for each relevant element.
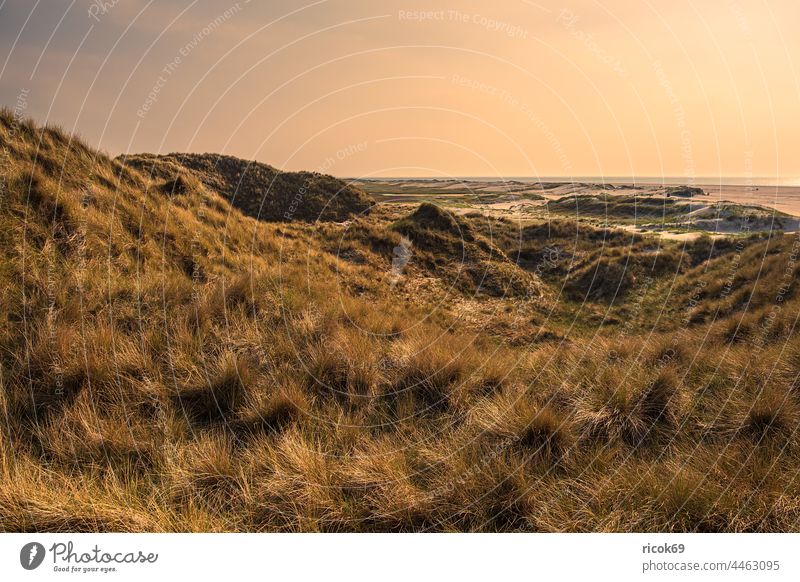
[1,0,799,179]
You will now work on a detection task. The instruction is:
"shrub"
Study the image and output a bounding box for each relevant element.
[389,335,465,413]
[471,395,572,465]
[173,352,255,425]
[233,381,308,438]
[742,386,800,444]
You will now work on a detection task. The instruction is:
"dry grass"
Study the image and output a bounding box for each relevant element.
[3,110,800,532]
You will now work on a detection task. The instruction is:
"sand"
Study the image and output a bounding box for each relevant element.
[538,182,800,217]
[360,178,800,217]
[363,178,800,237]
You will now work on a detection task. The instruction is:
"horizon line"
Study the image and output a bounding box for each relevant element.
[344,175,800,186]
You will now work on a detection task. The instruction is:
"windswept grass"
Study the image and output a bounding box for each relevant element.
[3,110,800,532]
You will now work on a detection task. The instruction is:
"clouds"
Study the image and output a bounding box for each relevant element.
[1,0,799,178]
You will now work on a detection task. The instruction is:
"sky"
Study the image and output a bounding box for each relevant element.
[1,0,799,180]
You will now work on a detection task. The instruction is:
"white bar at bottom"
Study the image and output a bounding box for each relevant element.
[0,533,795,581]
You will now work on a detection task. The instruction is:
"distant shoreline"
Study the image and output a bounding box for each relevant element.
[353,176,800,220]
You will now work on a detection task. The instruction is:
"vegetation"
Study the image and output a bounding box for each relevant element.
[542,192,798,233]
[121,152,374,222]
[543,194,701,223]
[2,110,800,532]
[665,185,706,198]
[353,178,547,204]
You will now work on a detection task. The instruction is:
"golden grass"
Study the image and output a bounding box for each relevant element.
[3,110,800,531]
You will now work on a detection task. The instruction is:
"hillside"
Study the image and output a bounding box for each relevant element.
[390,203,541,298]
[120,152,374,222]
[3,110,800,533]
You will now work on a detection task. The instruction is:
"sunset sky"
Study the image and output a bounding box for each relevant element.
[1,0,798,180]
